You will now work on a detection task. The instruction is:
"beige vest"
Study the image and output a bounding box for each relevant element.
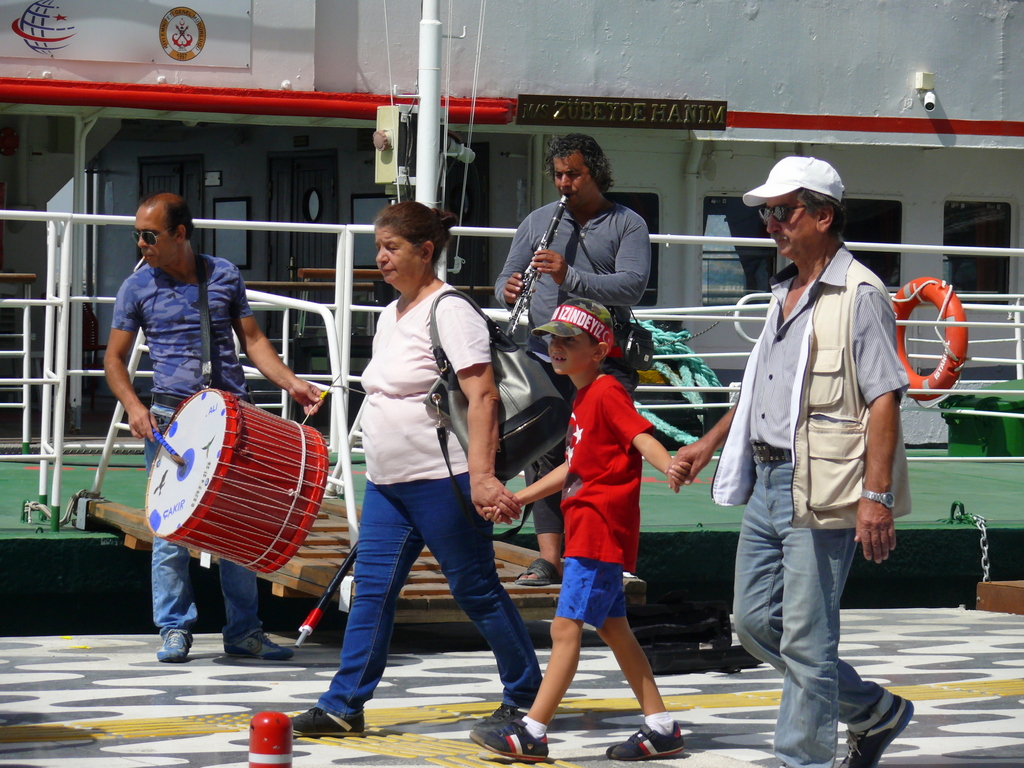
[791,262,911,527]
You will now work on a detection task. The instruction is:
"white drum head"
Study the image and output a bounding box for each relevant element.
[147,390,229,537]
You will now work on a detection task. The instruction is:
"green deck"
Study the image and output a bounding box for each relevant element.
[1,448,1022,636]
[5,449,1021,535]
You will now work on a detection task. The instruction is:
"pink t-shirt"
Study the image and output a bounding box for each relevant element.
[360,285,491,485]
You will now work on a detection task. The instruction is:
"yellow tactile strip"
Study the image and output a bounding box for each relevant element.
[2,677,1022,753]
[313,731,586,768]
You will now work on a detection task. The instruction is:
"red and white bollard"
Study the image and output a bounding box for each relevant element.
[249,711,292,768]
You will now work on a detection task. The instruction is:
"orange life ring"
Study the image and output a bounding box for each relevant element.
[892,277,968,401]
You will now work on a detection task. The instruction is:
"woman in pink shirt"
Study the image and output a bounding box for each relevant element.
[292,202,541,738]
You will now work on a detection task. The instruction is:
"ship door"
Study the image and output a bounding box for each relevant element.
[139,155,204,248]
[268,152,338,282]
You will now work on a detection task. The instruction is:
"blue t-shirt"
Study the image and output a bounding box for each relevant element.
[111,255,252,400]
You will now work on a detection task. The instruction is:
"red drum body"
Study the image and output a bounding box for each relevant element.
[146,389,328,573]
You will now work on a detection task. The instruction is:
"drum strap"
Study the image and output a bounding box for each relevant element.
[195,254,213,388]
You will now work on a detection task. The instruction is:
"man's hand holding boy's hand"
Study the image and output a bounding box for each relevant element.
[668,456,693,489]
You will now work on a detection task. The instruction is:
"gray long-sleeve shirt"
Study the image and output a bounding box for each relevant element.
[495,201,651,355]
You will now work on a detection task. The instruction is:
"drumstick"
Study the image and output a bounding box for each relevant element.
[153,431,186,467]
[300,387,330,426]
[295,544,358,646]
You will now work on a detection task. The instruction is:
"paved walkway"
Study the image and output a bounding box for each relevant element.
[2,608,1023,767]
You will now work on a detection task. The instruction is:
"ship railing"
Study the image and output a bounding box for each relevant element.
[9,212,1024,527]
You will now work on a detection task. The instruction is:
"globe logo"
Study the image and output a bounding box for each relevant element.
[11,0,75,55]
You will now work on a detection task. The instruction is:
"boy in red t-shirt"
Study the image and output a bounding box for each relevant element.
[471,298,686,762]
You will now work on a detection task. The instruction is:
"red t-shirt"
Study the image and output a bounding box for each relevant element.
[561,374,654,572]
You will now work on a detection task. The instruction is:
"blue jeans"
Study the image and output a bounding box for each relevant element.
[318,476,542,718]
[732,460,892,768]
[146,404,261,644]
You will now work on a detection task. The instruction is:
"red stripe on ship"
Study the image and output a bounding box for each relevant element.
[728,110,1024,138]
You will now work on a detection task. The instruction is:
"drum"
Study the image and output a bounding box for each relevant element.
[145,389,329,573]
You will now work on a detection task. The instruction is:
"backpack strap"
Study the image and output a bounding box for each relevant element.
[428,289,533,542]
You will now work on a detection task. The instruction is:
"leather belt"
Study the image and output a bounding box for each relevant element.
[751,441,792,462]
[150,393,184,410]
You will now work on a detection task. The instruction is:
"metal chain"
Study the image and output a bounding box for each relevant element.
[976,515,991,583]
[681,321,720,342]
[945,501,990,582]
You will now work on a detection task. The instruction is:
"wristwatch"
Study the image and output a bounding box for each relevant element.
[861,489,895,509]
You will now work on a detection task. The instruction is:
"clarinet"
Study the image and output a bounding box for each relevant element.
[507,195,569,333]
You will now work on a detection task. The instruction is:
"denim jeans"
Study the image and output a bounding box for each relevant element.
[146,404,261,644]
[732,460,892,768]
[318,475,542,718]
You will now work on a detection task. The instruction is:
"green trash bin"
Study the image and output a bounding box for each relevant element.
[939,379,1024,457]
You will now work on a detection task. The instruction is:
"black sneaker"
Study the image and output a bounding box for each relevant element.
[606,723,686,761]
[291,707,364,737]
[471,703,524,735]
[470,718,548,763]
[841,696,914,768]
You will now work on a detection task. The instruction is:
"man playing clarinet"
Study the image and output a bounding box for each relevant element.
[493,133,651,591]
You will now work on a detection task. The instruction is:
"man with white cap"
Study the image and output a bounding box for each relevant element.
[669,157,913,768]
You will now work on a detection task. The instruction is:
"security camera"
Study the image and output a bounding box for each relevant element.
[922,90,937,111]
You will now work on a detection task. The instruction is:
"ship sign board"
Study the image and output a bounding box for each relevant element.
[516,94,727,131]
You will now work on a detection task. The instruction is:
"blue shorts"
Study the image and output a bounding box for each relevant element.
[555,557,626,628]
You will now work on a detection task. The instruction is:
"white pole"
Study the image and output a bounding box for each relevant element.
[416,0,442,209]
[49,219,75,527]
[68,116,96,430]
[38,221,59,507]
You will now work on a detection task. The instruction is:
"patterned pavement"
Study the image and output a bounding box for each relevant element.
[1,608,1023,767]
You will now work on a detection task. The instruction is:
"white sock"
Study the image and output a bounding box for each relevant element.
[644,711,675,736]
[522,715,548,739]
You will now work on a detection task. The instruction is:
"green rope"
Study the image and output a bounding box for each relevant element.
[634,321,722,446]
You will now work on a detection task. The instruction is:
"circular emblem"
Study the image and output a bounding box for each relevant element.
[159,7,206,62]
[11,0,76,55]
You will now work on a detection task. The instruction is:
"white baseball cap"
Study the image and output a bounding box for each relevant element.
[742,156,845,207]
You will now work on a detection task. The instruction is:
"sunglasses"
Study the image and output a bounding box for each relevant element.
[131,227,173,246]
[758,204,806,226]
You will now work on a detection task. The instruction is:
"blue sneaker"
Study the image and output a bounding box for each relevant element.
[157,629,192,663]
[470,718,548,763]
[841,696,914,768]
[606,723,686,761]
[224,630,294,660]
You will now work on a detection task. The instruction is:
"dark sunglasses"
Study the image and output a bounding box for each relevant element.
[131,227,173,246]
[758,204,806,226]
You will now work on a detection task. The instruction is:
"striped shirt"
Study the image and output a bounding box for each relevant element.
[748,247,909,448]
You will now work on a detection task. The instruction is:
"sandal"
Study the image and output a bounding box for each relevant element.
[514,558,561,587]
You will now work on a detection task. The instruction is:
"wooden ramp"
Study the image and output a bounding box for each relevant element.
[87,498,646,623]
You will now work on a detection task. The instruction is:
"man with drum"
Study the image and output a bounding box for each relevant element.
[669,157,914,768]
[494,133,651,589]
[105,192,323,663]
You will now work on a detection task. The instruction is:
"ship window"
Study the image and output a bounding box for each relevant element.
[846,199,902,287]
[606,192,659,306]
[702,196,774,306]
[302,187,322,222]
[943,201,1011,294]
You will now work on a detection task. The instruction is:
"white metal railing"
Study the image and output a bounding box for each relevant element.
[8,210,1024,526]
[0,277,35,454]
